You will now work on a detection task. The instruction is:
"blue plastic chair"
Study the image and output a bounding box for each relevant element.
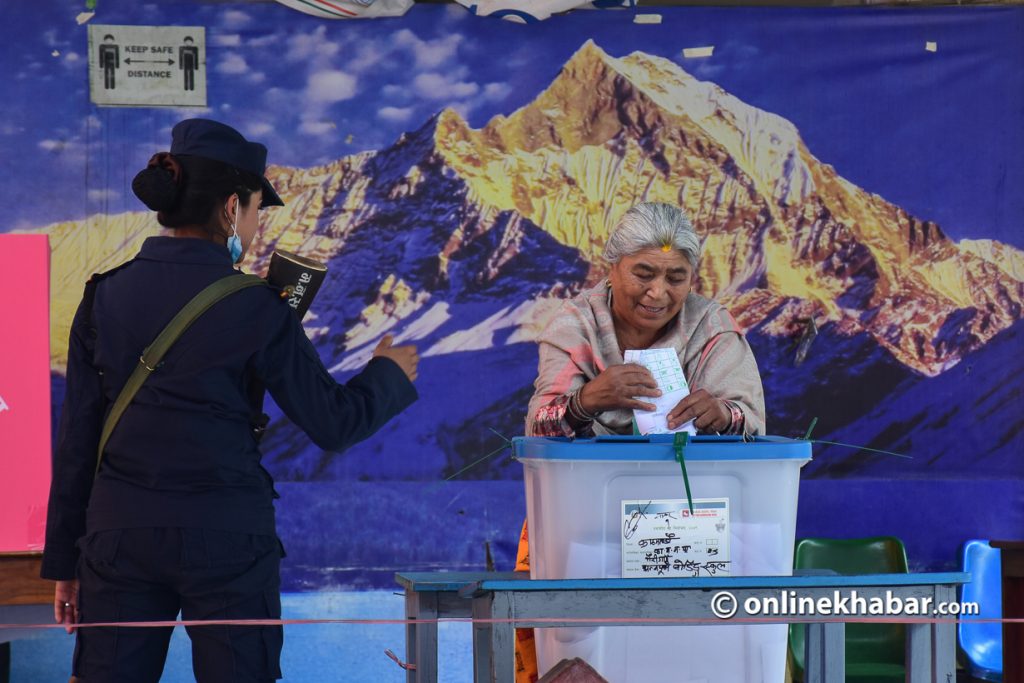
[959,540,1003,682]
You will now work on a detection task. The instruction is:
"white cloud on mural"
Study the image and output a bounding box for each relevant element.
[482,82,511,101]
[286,25,340,63]
[382,84,407,99]
[412,72,478,100]
[393,30,462,70]
[216,53,250,75]
[38,136,90,165]
[377,106,414,123]
[249,34,280,48]
[299,120,337,136]
[263,86,290,109]
[221,10,253,29]
[247,122,274,137]
[349,42,390,74]
[87,189,120,202]
[38,139,67,152]
[212,34,242,48]
[306,70,358,103]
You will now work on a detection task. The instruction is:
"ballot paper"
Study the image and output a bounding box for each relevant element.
[623,348,696,435]
[622,498,731,577]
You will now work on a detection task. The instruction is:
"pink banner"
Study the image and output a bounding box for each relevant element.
[0,234,51,551]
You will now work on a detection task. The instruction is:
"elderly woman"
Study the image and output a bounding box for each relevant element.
[513,202,765,682]
[527,201,764,438]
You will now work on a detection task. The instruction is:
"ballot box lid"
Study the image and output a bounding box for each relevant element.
[512,434,811,462]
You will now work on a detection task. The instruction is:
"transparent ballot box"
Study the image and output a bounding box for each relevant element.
[513,435,813,683]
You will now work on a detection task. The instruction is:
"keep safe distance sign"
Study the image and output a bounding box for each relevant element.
[88,25,206,107]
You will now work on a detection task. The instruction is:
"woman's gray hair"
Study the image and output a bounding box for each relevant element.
[603,202,701,269]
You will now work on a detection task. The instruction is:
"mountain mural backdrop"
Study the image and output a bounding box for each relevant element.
[33,30,1024,585]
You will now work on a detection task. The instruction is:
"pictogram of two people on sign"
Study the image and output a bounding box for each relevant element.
[98,35,200,90]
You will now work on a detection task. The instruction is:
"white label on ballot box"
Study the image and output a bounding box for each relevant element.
[621,498,731,577]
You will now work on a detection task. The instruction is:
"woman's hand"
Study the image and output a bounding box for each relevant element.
[667,389,732,432]
[579,364,662,414]
[54,579,79,634]
[373,335,419,382]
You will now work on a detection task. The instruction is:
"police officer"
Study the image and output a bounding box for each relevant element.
[41,119,419,682]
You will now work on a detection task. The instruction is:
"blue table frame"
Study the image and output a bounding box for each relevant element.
[396,571,968,683]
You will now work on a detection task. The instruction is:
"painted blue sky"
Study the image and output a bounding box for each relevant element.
[1,2,1022,248]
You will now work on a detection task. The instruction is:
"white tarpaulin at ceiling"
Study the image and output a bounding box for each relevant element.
[276,0,632,22]
[455,0,634,22]
[274,0,412,19]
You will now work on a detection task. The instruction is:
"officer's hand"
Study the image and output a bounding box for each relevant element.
[373,335,419,382]
[54,579,79,634]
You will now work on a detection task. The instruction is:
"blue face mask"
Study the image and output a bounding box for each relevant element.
[227,222,243,264]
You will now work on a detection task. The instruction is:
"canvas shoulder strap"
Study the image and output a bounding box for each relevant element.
[95,273,267,475]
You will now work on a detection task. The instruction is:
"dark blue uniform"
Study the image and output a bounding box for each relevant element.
[42,236,417,681]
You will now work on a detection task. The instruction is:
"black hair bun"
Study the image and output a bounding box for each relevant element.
[131,167,178,211]
[132,152,183,212]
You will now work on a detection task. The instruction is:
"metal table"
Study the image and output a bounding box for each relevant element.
[396,571,968,683]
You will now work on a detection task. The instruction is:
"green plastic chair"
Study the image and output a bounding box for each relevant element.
[788,536,909,683]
